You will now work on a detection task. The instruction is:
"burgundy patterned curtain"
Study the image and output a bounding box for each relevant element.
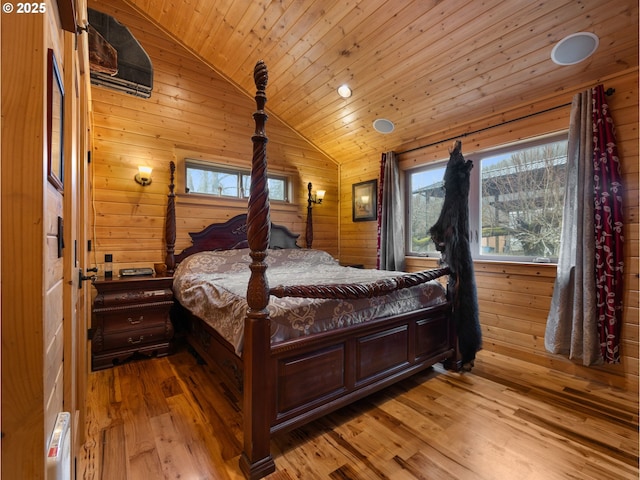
[592,85,624,363]
[376,153,386,269]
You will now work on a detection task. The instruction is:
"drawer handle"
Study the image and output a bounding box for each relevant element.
[127,315,144,325]
[128,336,145,345]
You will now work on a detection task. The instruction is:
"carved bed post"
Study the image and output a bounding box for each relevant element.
[239,60,276,480]
[306,182,314,248]
[165,161,176,275]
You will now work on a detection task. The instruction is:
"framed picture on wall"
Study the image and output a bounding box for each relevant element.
[47,49,64,192]
[352,179,377,222]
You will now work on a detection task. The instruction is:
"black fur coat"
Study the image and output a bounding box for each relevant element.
[429,141,482,370]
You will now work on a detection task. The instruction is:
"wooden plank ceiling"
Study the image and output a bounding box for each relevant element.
[120,0,638,164]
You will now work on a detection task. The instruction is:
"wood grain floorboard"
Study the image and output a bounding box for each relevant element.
[79,346,639,480]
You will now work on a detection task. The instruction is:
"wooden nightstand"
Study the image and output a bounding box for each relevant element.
[91,275,174,370]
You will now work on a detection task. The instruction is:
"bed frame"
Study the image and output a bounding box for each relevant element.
[165,60,458,480]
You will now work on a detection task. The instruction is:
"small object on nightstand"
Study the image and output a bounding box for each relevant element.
[154,262,167,276]
[119,267,154,277]
[104,254,113,278]
[91,275,174,370]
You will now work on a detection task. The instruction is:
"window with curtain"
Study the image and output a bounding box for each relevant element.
[406,133,568,262]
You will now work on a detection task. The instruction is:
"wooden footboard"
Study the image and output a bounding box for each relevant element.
[269,302,453,433]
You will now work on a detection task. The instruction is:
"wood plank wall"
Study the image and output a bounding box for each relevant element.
[1,11,48,478]
[89,0,339,276]
[340,68,639,391]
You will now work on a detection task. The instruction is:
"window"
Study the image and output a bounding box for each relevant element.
[408,165,447,254]
[185,159,289,202]
[407,134,568,262]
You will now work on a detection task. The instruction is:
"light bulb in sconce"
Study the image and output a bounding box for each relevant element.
[135,165,153,186]
[307,182,326,207]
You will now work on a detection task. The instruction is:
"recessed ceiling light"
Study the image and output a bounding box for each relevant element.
[551,32,599,65]
[337,84,352,98]
[373,118,394,134]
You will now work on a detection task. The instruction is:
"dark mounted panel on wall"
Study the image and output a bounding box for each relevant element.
[87,8,153,98]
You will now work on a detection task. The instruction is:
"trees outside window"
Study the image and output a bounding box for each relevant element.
[481,141,567,258]
[185,160,288,202]
[409,166,446,253]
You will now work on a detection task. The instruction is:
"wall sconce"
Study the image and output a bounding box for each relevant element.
[307,182,325,207]
[135,165,153,186]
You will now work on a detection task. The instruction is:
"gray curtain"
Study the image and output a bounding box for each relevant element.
[544,89,602,366]
[378,151,405,271]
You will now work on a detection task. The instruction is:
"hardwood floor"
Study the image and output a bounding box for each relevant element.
[79,345,639,480]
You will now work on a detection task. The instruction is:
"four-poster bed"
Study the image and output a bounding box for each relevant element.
[165,60,459,479]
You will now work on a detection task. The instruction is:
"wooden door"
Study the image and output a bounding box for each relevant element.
[62,14,92,470]
[72,14,93,451]
[61,34,79,466]
[43,32,67,480]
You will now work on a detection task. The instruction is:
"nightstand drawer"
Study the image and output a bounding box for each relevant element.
[94,287,173,308]
[96,302,173,334]
[101,324,169,351]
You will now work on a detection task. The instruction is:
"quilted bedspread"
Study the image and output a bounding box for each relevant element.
[173,248,446,354]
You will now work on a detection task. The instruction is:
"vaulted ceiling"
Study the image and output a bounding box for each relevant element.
[121,0,638,163]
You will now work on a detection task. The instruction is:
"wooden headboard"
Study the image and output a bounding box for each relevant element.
[173,213,300,264]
